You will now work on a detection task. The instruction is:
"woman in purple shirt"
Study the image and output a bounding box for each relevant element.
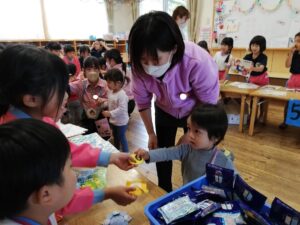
[128,11,219,192]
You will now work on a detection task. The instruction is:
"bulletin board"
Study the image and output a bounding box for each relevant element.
[213,0,300,48]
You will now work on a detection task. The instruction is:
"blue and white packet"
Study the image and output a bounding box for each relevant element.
[269,197,300,225]
[234,175,267,212]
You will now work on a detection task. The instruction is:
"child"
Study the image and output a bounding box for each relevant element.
[45,42,62,57]
[99,57,107,77]
[102,68,130,152]
[91,38,110,58]
[214,37,234,80]
[279,32,300,129]
[79,44,91,68]
[198,40,210,54]
[0,45,136,216]
[105,48,136,116]
[134,104,236,185]
[63,44,81,77]
[69,56,109,135]
[243,35,269,86]
[0,119,76,225]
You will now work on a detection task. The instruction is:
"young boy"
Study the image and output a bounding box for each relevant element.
[134,104,236,185]
[0,119,76,225]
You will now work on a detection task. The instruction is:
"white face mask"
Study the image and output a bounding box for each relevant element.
[142,53,173,78]
[86,71,99,83]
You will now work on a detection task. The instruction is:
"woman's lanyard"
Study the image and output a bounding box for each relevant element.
[12,217,51,225]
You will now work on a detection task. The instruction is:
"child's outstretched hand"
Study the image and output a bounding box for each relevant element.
[102,110,111,118]
[110,152,136,171]
[104,186,137,206]
[134,148,150,161]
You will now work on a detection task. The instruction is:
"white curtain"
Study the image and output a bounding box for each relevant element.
[139,0,163,16]
[43,0,108,39]
[0,0,44,40]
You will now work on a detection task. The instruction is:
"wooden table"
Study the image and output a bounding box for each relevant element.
[220,81,259,132]
[59,165,165,225]
[249,87,300,136]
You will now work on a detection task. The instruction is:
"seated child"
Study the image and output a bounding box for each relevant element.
[0,119,76,225]
[134,104,236,185]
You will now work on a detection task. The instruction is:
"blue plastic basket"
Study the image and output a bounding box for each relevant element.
[144,176,270,225]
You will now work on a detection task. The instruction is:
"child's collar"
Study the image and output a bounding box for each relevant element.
[9,106,31,119]
[11,216,51,225]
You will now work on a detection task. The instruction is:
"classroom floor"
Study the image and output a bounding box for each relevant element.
[126,102,300,211]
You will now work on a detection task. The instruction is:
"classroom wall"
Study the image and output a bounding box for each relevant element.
[198,1,214,37]
[112,2,133,35]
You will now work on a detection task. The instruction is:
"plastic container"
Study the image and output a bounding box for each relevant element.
[144,176,270,225]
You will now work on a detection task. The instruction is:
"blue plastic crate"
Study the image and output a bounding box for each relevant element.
[145,176,270,225]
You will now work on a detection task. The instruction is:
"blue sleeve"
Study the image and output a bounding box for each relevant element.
[148,144,190,163]
[93,189,105,204]
[97,151,112,167]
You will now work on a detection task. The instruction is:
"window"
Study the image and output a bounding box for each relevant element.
[167,0,187,15]
[43,0,108,39]
[0,0,44,40]
[139,0,164,16]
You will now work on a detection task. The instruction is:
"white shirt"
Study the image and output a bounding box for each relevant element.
[213,51,233,71]
[0,214,57,225]
[108,89,129,126]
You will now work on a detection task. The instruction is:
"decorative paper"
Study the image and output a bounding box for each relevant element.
[235,0,256,14]
[258,0,282,11]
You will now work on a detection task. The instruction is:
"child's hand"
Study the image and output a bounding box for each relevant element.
[102,110,111,118]
[134,148,150,161]
[290,45,297,54]
[104,186,137,206]
[110,152,136,170]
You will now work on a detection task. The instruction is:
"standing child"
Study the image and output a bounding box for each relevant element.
[134,104,236,185]
[243,35,269,86]
[0,119,76,225]
[102,68,129,152]
[279,32,300,129]
[78,44,91,68]
[0,45,136,216]
[214,37,234,80]
[70,56,109,135]
[105,48,136,116]
[63,44,81,77]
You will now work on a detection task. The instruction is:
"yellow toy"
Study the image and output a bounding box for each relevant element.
[129,153,144,165]
[126,179,149,196]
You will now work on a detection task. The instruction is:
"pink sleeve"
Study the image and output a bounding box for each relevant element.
[74,57,81,77]
[56,187,94,216]
[69,80,83,97]
[43,117,101,167]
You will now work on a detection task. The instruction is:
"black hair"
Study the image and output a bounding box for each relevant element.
[249,35,266,53]
[105,68,130,87]
[128,11,185,74]
[0,44,69,117]
[79,44,90,54]
[45,42,62,51]
[0,43,7,54]
[172,5,190,20]
[197,40,210,53]
[0,119,70,219]
[67,63,76,76]
[98,57,107,67]
[104,48,127,75]
[83,56,100,69]
[295,32,300,38]
[190,104,228,146]
[96,38,105,42]
[221,37,234,63]
[64,44,75,54]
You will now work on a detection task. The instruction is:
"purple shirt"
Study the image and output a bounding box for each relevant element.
[131,41,219,118]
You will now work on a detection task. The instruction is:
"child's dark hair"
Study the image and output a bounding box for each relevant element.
[221,37,234,63]
[83,56,100,69]
[190,104,228,146]
[0,44,69,117]
[172,5,190,20]
[197,40,210,53]
[105,48,127,74]
[0,119,70,219]
[249,35,266,53]
[79,44,90,55]
[295,32,300,38]
[64,44,75,54]
[45,42,62,51]
[67,63,76,76]
[129,11,184,74]
[99,57,107,67]
[105,68,130,87]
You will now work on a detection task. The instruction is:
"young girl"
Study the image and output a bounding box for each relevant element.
[198,40,210,54]
[134,104,236,185]
[0,45,136,216]
[105,48,136,116]
[279,32,300,129]
[214,37,234,80]
[69,56,109,135]
[0,119,76,225]
[243,35,269,86]
[102,68,130,152]
[63,44,81,78]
